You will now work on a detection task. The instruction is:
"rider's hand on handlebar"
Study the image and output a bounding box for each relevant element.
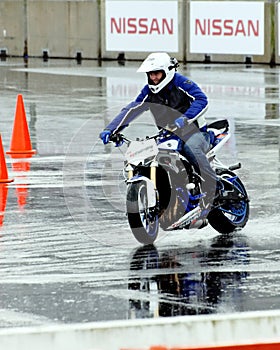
[114,137,124,147]
[109,133,124,147]
[99,129,112,144]
[175,116,188,129]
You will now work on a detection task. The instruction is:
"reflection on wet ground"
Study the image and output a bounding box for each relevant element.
[128,234,250,318]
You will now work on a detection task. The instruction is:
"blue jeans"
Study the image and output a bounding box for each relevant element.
[183,131,217,198]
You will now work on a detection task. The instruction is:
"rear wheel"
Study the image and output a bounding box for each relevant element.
[127,181,159,245]
[208,172,249,234]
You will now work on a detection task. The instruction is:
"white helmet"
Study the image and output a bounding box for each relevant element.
[137,52,179,93]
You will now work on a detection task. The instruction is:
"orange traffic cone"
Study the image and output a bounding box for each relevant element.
[0,134,13,183]
[6,94,36,157]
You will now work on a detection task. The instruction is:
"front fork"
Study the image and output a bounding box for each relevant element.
[126,162,158,189]
[150,161,158,189]
[126,163,133,180]
[150,162,160,217]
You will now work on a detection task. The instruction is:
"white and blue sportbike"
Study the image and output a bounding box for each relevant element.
[110,119,249,244]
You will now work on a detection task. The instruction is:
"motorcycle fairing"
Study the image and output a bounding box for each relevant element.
[125,139,158,166]
[157,136,182,151]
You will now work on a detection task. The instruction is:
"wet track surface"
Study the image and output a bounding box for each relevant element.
[0,58,279,327]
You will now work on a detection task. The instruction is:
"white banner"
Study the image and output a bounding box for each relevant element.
[190,2,264,55]
[105,1,178,52]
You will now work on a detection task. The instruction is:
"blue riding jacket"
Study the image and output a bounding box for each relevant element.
[105,72,208,142]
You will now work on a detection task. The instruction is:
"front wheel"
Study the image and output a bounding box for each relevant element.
[126,181,159,245]
[208,172,249,234]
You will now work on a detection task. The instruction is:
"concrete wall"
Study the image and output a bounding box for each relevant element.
[0,0,280,64]
[0,0,100,60]
[276,2,280,64]
[27,0,100,59]
[0,1,25,56]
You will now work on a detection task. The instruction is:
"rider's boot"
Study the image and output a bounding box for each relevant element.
[215,179,224,198]
[216,177,234,197]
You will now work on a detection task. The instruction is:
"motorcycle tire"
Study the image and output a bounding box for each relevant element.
[126,181,159,245]
[208,171,249,234]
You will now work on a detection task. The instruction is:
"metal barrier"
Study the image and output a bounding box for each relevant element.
[0,310,279,350]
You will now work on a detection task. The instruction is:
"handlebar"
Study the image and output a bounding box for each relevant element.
[110,124,178,145]
[110,133,127,144]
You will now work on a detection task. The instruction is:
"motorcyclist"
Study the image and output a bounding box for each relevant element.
[99,52,221,202]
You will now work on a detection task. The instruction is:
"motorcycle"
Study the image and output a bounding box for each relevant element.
[110,119,249,244]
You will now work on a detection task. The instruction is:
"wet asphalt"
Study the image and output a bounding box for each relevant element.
[0,58,279,327]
